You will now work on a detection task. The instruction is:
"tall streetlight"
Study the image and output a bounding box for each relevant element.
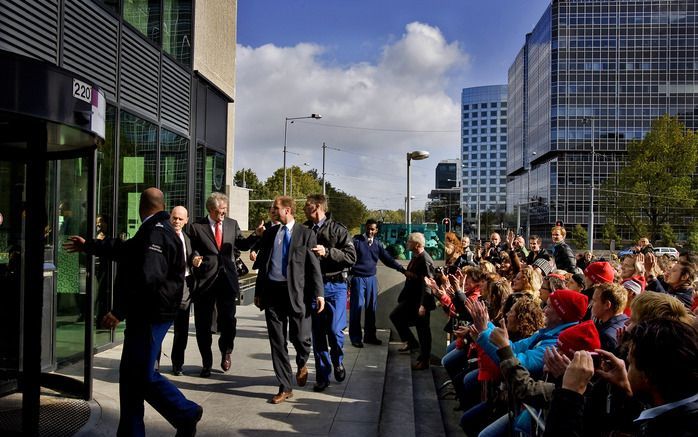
[283,113,322,195]
[406,151,430,230]
[526,151,537,240]
[321,142,341,196]
[582,117,595,254]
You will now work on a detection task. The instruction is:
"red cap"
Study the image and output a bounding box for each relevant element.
[548,289,588,323]
[584,261,615,284]
[556,320,601,357]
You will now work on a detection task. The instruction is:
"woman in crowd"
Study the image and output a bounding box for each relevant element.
[510,265,542,301]
[663,260,696,310]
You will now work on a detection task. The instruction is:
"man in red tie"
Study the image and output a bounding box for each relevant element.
[188,192,263,377]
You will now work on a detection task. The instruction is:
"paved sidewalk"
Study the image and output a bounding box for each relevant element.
[77,304,390,436]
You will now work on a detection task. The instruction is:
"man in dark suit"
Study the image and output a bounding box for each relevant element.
[64,188,202,436]
[389,232,435,371]
[188,192,262,377]
[169,206,195,376]
[253,195,324,404]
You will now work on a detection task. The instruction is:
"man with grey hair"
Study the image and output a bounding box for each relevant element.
[389,232,435,370]
[188,192,263,377]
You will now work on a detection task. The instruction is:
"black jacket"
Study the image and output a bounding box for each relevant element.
[552,241,576,273]
[398,250,436,311]
[305,213,356,276]
[254,222,324,314]
[188,216,258,297]
[86,210,184,323]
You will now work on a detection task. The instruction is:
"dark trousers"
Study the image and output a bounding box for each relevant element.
[194,276,238,369]
[170,305,190,369]
[118,319,200,437]
[389,301,432,362]
[264,281,312,392]
[349,275,378,343]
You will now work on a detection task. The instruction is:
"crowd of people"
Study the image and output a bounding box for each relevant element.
[65,188,698,436]
[411,228,698,437]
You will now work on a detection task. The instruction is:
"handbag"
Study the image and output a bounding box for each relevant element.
[235,257,249,277]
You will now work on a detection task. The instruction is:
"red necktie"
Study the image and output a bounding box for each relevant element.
[215,222,222,250]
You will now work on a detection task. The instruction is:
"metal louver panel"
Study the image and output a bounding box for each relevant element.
[120,28,159,119]
[63,0,118,101]
[0,0,58,63]
[161,56,191,135]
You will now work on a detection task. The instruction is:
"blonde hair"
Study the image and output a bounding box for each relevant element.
[630,291,694,325]
[551,225,566,238]
[519,265,542,300]
[479,260,497,274]
[594,282,628,314]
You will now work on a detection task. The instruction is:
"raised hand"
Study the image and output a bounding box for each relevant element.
[464,297,489,333]
[489,319,510,349]
[544,346,571,378]
[561,351,594,395]
[594,349,632,396]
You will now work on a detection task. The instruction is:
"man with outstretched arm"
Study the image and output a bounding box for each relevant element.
[64,188,202,436]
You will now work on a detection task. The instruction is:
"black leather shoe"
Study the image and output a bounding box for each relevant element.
[334,364,346,382]
[364,337,382,345]
[313,380,330,392]
[398,343,418,352]
[199,367,211,378]
[175,405,203,437]
[172,366,183,376]
[351,341,364,348]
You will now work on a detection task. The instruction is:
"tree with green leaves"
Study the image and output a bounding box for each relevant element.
[570,224,588,251]
[603,115,698,240]
[602,220,621,249]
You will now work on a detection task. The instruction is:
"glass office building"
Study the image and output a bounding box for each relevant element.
[461,85,509,238]
[0,1,237,427]
[507,0,698,238]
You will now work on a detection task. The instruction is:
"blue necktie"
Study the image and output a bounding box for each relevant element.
[281,226,291,277]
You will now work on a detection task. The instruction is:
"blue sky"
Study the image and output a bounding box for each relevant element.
[234,0,551,210]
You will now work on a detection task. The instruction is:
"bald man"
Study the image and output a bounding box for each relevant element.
[64,188,202,435]
[169,206,196,376]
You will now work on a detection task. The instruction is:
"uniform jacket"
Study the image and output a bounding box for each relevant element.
[86,210,184,322]
[254,223,324,314]
[188,216,257,297]
[304,213,356,276]
[350,234,405,277]
[398,250,436,311]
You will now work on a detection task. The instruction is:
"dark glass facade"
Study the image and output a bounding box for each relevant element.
[507,0,698,238]
[435,161,457,189]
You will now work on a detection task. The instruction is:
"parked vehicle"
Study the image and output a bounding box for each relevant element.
[618,246,636,258]
[653,246,680,259]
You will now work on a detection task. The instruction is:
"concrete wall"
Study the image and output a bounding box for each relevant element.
[194,0,238,213]
[228,186,250,230]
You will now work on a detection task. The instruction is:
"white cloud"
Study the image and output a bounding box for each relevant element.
[234,22,468,210]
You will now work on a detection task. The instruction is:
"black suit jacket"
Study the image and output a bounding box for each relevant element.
[188,216,257,296]
[254,222,323,314]
[398,250,436,311]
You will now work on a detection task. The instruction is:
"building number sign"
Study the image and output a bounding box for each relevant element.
[72,78,92,104]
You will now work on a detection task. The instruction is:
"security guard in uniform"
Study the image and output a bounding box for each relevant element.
[303,194,356,392]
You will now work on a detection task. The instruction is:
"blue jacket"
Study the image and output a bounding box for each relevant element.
[350,234,405,277]
[477,321,577,378]
[595,313,629,354]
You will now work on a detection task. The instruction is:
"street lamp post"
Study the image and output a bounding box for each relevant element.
[283,113,322,195]
[406,151,430,231]
[321,142,341,196]
[526,151,537,240]
[582,118,595,254]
